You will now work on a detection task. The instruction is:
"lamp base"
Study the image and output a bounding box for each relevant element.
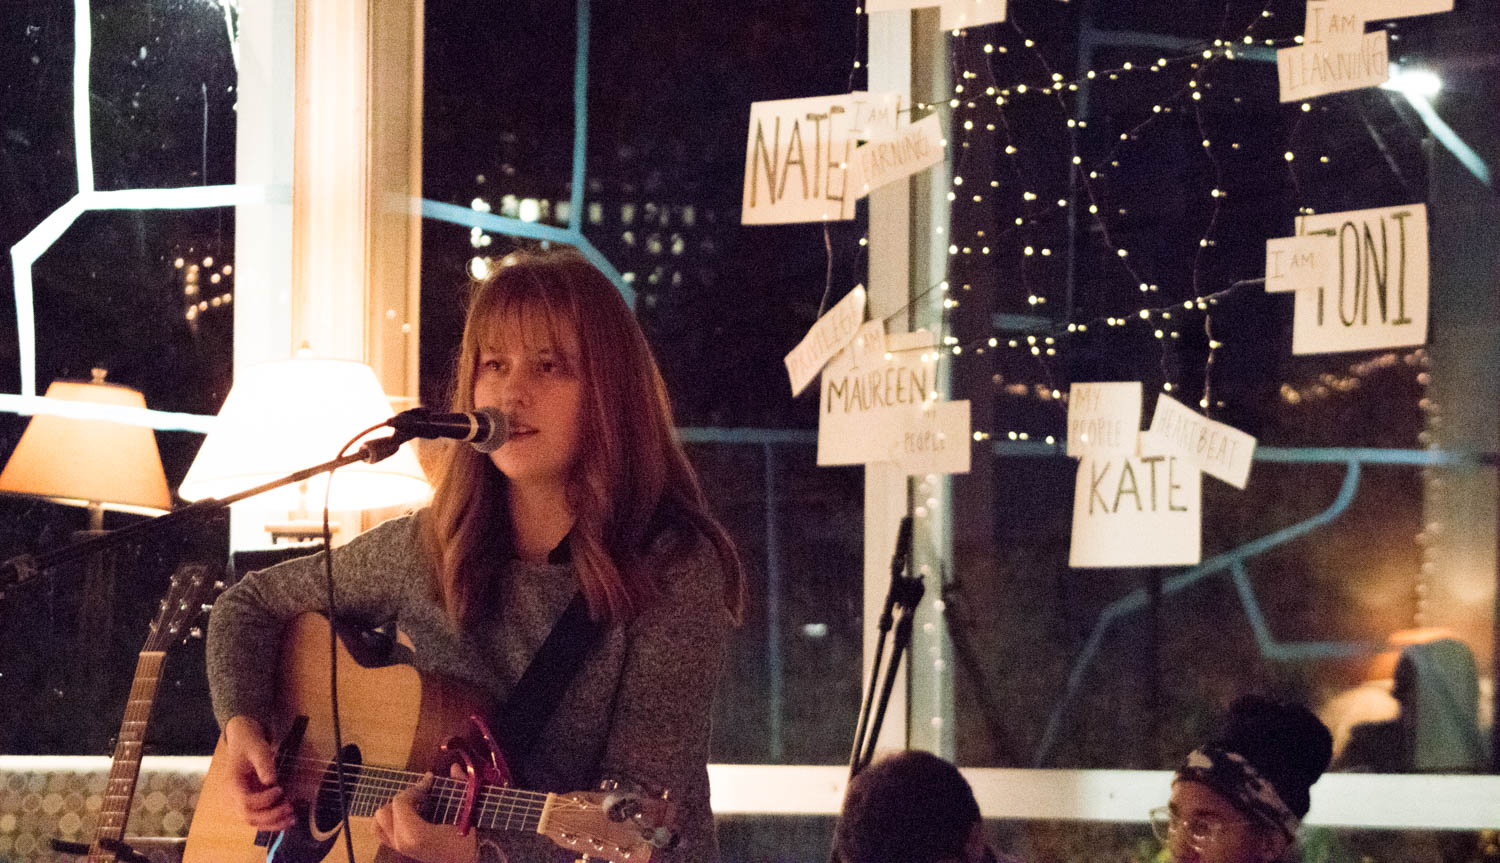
[264,519,338,546]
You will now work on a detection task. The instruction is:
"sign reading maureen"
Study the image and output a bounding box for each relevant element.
[1291,203,1428,355]
[817,330,969,474]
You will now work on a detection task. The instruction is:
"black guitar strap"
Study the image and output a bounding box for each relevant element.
[494,590,603,766]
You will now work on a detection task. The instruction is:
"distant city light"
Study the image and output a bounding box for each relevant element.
[1380,67,1442,100]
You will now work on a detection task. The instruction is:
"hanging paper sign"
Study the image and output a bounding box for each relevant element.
[849,319,886,368]
[743,94,860,225]
[1277,28,1388,101]
[940,0,1007,28]
[1066,382,1142,459]
[784,286,868,396]
[848,91,907,142]
[896,399,971,475]
[1303,0,1367,48]
[1069,452,1202,568]
[1291,203,1428,355]
[866,0,1007,28]
[1264,234,1337,293]
[1144,394,1257,490]
[846,113,947,202]
[1359,0,1452,20]
[818,330,936,466]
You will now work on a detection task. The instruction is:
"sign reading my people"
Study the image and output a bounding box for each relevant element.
[741,92,904,225]
[1068,448,1202,568]
[1066,382,1142,459]
[1290,203,1428,355]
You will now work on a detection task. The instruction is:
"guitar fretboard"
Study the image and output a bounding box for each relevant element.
[296,760,551,834]
[91,650,165,863]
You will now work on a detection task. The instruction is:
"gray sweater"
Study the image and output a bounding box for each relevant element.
[205,512,731,862]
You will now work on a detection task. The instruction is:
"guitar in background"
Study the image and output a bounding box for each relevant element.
[50,562,221,863]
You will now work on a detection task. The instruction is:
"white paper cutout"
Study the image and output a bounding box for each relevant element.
[894,399,971,475]
[1066,382,1142,459]
[742,94,861,225]
[1069,451,1202,568]
[866,0,1007,28]
[1264,234,1338,294]
[1277,29,1388,102]
[818,330,936,466]
[940,0,1007,29]
[1145,394,1257,490]
[1291,203,1428,355]
[784,286,867,396]
[846,113,947,203]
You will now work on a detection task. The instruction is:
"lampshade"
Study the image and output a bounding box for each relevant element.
[178,358,431,512]
[0,374,172,516]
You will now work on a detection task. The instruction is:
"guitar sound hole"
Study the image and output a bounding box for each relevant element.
[312,746,363,833]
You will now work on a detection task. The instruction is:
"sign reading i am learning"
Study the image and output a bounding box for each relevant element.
[846,113,946,201]
[1291,203,1428,355]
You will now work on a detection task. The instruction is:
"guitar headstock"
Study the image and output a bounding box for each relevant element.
[143,563,222,653]
[537,789,675,863]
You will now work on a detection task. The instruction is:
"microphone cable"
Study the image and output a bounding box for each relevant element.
[322,420,395,863]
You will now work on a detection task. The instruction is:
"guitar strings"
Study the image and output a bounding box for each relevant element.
[267,752,641,848]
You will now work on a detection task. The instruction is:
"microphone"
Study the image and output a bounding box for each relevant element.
[387,406,508,453]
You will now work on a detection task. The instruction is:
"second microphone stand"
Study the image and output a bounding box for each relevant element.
[846,514,924,779]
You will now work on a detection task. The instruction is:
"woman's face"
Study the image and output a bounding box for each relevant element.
[471,308,584,491]
[1163,781,1284,863]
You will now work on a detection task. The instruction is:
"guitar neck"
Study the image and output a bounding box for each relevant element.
[335,767,549,835]
[90,650,166,862]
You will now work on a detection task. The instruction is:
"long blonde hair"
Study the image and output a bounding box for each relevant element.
[420,246,744,627]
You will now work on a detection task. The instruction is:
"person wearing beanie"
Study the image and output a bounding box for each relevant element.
[1152,696,1334,863]
[835,750,1020,863]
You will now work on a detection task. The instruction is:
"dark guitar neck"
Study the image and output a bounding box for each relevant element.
[89,649,166,863]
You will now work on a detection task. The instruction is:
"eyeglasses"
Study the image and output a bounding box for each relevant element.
[1148,806,1252,848]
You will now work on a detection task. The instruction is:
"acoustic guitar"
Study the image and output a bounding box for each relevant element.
[184,612,673,863]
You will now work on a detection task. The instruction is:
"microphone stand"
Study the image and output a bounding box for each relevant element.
[0,433,412,599]
[847,515,924,779]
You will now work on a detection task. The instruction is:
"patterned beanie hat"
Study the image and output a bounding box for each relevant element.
[1174,696,1333,841]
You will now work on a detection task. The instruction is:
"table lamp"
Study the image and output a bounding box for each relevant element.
[0,368,172,528]
[177,356,430,543]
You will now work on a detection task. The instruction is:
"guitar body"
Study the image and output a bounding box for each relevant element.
[186,613,494,863]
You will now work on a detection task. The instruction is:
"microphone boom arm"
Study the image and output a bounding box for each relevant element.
[0,431,413,598]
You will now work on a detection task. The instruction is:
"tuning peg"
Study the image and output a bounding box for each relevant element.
[188,627,204,640]
[646,826,678,850]
[602,791,642,823]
